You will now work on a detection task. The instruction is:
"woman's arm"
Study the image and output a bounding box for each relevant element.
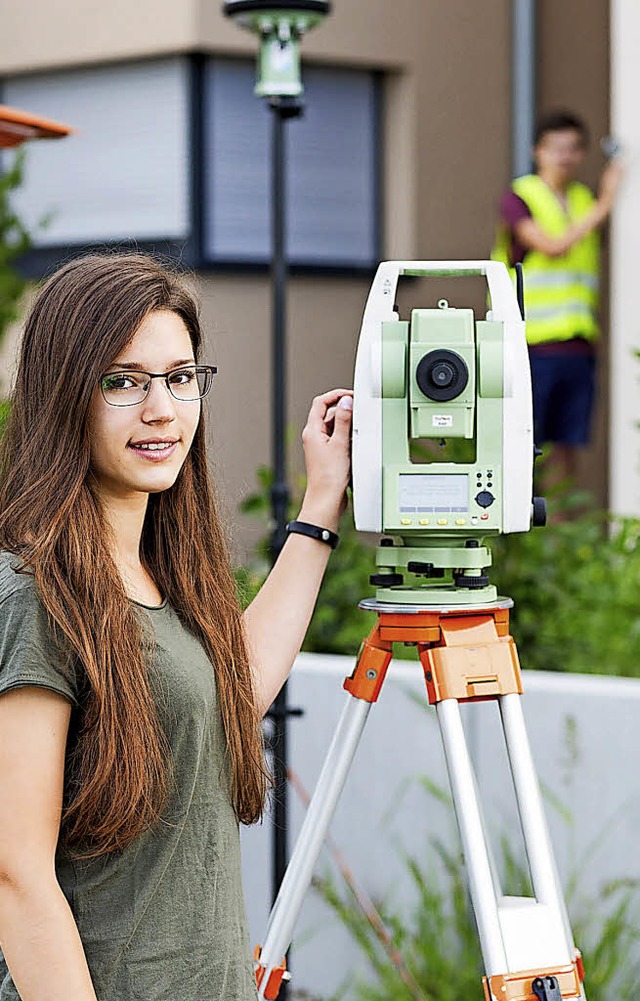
[514,158,624,258]
[0,687,98,1001]
[243,389,353,714]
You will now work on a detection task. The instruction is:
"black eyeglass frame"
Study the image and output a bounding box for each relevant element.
[99,364,217,407]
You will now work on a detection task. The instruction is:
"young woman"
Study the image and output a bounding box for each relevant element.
[0,253,353,1001]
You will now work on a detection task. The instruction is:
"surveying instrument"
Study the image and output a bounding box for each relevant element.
[254,261,587,1001]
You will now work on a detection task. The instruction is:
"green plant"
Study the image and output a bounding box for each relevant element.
[316,835,482,1001]
[313,779,640,1001]
[492,510,640,676]
[236,464,378,654]
[0,150,33,345]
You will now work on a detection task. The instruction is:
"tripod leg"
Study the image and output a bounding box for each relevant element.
[417,609,585,998]
[500,694,577,957]
[256,694,372,998]
[436,698,508,976]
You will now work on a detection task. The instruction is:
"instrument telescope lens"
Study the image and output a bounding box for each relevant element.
[432,361,455,387]
[416,349,469,402]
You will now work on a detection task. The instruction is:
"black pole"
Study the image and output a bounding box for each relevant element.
[269,101,289,562]
[269,94,290,904]
[267,95,303,1000]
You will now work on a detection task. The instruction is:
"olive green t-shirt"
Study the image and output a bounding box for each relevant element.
[0,554,258,1001]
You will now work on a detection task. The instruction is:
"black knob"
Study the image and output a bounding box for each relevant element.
[380,538,394,547]
[465,539,479,548]
[454,572,490,589]
[475,490,495,508]
[532,497,547,527]
[370,573,404,587]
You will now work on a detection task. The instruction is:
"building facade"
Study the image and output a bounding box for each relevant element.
[0,0,618,557]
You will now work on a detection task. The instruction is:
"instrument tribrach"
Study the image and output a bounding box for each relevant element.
[254,262,586,1001]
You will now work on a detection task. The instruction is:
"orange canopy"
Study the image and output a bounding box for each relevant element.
[0,104,73,149]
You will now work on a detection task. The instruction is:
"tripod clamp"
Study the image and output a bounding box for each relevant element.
[533,976,563,1001]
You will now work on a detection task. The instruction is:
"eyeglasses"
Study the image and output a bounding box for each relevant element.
[100,365,217,407]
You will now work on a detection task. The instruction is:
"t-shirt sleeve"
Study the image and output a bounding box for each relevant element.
[0,587,81,706]
[500,190,532,229]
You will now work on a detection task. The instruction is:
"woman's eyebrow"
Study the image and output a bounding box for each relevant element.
[105,358,196,372]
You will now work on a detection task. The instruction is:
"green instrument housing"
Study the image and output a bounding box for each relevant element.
[377,303,505,604]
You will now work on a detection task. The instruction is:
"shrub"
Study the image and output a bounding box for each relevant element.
[313,780,640,1001]
[0,151,33,345]
[236,465,378,654]
[492,511,640,676]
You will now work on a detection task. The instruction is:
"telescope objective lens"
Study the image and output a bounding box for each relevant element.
[416,349,469,402]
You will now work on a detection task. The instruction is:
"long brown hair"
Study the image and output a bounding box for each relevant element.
[0,253,268,856]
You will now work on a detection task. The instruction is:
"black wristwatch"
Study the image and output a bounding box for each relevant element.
[285,520,340,550]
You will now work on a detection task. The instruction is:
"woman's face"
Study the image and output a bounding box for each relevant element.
[88,309,202,503]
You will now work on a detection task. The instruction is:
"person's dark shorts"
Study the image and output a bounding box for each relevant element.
[528,351,596,446]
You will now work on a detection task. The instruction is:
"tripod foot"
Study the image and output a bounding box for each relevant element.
[254,946,290,999]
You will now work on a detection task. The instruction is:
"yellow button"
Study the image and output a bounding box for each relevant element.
[419,518,430,526]
[455,518,466,526]
[401,518,412,525]
[437,518,448,526]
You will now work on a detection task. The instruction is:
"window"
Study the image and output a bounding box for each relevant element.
[4,56,381,272]
[204,59,380,267]
[5,59,190,246]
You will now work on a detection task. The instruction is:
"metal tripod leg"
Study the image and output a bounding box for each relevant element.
[436,693,586,1000]
[256,694,372,999]
[416,603,586,999]
[437,698,510,973]
[500,695,586,1000]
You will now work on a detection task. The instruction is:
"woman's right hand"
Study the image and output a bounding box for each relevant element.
[598,157,625,209]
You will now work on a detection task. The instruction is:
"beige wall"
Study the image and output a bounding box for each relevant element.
[1,1,612,555]
[538,0,611,506]
[0,0,198,71]
[610,0,640,517]
[199,274,369,556]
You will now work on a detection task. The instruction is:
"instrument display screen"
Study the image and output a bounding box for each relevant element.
[399,474,468,513]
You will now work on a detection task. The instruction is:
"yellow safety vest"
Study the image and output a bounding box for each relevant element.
[491,174,600,345]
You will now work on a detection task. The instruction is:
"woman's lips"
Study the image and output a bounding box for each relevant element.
[127,441,178,462]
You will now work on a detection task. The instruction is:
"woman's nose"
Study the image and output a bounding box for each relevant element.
[141,378,177,421]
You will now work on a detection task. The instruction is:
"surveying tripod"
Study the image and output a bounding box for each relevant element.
[254,596,587,1001]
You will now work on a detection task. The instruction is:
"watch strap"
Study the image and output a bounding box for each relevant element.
[285,520,339,550]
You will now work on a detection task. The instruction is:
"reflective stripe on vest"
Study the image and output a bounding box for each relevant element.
[491,174,600,345]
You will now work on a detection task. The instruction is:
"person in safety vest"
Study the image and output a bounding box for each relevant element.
[492,110,623,498]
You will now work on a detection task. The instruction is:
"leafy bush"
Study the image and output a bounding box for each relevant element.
[492,511,640,676]
[237,467,640,676]
[316,831,482,1001]
[313,780,640,1001]
[236,465,377,654]
[0,151,33,345]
